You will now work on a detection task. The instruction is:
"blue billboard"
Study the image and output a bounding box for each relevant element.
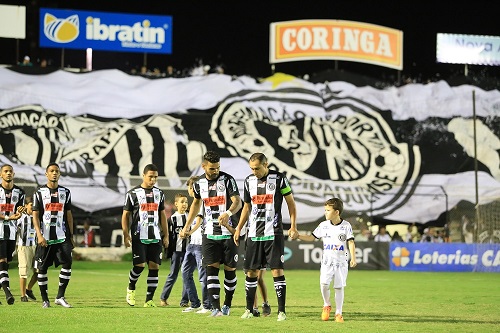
[39,8,172,54]
[390,242,500,272]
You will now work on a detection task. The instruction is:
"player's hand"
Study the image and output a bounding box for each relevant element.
[163,236,169,249]
[350,259,357,268]
[179,229,186,239]
[123,234,132,248]
[233,229,240,246]
[218,213,230,227]
[38,235,47,247]
[288,228,298,240]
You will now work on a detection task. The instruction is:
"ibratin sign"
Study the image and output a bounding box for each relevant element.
[0,68,499,224]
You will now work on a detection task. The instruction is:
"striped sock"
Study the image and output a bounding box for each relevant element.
[206,266,220,310]
[37,269,49,302]
[223,269,237,307]
[274,275,287,313]
[0,262,10,294]
[245,276,258,311]
[146,269,159,302]
[128,266,144,290]
[56,266,72,298]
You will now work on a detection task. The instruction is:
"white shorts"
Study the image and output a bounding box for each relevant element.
[320,262,348,288]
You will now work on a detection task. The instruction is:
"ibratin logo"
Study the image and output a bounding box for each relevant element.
[44,13,80,43]
[209,84,421,217]
[392,247,411,267]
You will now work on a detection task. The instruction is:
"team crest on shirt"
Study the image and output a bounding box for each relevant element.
[267,183,276,191]
[338,234,347,242]
[12,195,18,202]
[218,184,225,192]
[59,192,66,201]
[234,254,238,262]
[154,193,160,202]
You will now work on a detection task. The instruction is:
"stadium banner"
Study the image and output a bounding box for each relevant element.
[390,242,500,272]
[0,5,26,39]
[39,8,172,54]
[270,20,403,70]
[0,68,499,225]
[436,33,500,66]
[238,240,389,270]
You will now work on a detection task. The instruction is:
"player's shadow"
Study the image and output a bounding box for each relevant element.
[289,308,496,325]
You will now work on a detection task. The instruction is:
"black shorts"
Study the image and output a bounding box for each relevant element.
[35,240,73,270]
[131,238,163,266]
[243,235,285,271]
[202,235,238,268]
[0,240,16,262]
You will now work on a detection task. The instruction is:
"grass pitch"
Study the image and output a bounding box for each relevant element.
[3,261,499,332]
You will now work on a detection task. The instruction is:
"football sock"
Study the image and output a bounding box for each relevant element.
[206,266,220,310]
[37,269,49,302]
[273,275,287,313]
[0,262,10,294]
[334,287,344,315]
[320,283,331,306]
[245,276,258,311]
[56,265,72,298]
[128,266,144,290]
[146,269,159,302]
[223,269,237,307]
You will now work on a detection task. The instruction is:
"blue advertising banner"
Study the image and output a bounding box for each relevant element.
[390,242,500,272]
[39,8,172,54]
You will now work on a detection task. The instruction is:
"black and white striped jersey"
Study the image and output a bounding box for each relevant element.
[0,185,25,240]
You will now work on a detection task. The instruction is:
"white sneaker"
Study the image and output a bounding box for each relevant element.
[182,306,202,313]
[240,309,254,319]
[55,297,72,308]
[126,288,136,306]
[196,308,212,314]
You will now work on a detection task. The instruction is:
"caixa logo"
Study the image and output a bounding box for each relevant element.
[392,247,411,267]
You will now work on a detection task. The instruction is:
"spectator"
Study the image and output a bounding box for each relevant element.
[80,219,96,247]
[354,228,371,242]
[462,215,474,244]
[434,230,444,243]
[18,56,33,66]
[391,231,403,242]
[404,224,417,243]
[420,228,433,243]
[374,225,391,242]
[165,65,177,78]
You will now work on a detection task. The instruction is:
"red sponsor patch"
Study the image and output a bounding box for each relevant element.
[203,196,225,206]
[0,203,15,212]
[251,194,274,204]
[140,203,159,211]
[45,203,64,212]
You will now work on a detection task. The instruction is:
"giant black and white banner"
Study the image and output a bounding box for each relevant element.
[0,68,499,224]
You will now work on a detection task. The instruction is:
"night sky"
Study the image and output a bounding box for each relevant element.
[1,0,499,80]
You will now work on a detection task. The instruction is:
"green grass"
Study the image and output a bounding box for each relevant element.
[4,261,500,333]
